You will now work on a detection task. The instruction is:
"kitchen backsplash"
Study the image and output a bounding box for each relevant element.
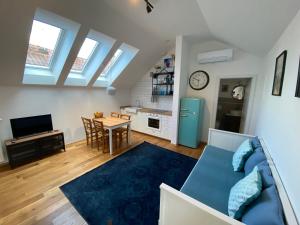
[130,77,173,110]
[130,50,174,111]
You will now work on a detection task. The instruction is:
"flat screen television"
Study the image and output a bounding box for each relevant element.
[10,114,53,139]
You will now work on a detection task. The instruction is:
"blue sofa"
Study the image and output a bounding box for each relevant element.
[180,137,285,225]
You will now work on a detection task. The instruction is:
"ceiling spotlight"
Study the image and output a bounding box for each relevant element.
[144,0,154,13]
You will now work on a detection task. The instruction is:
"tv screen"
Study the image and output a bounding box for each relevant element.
[10,114,53,139]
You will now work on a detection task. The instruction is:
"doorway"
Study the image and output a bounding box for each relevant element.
[215,78,252,133]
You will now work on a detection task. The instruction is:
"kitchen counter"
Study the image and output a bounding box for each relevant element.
[139,108,172,116]
[120,106,172,116]
[120,107,172,140]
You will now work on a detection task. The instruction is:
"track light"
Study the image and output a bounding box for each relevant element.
[144,0,154,13]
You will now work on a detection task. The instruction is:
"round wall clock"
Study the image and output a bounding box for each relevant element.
[189,70,210,90]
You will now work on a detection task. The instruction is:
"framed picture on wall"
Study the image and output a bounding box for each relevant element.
[295,57,300,98]
[272,50,287,96]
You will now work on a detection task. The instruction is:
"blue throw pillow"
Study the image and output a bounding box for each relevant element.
[251,137,262,149]
[254,147,264,152]
[242,185,285,225]
[228,166,262,219]
[232,139,254,172]
[257,161,275,189]
[244,150,267,175]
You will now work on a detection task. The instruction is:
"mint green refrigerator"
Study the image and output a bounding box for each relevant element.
[178,98,204,148]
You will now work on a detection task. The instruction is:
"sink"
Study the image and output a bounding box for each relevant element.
[124,107,142,114]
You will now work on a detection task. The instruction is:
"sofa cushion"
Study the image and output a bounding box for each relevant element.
[242,185,285,225]
[254,147,264,152]
[228,167,262,219]
[244,150,267,174]
[180,145,244,215]
[251,137,262,149]
[232,139,254,172]
[257,161,275,189]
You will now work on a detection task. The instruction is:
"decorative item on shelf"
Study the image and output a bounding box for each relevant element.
[189,70,210,90]
[272,50,287,96]
[164,57,172,68]
[154,65,162,73]
[295,57,300,98]
[162,54,175,72]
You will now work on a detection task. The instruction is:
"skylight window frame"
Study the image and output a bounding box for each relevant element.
[100,49,123,77]
[93,42,139,88]
[23,8,81,86]
[70,38,100,74]
[25,20,64,70]
[64,29,116,87]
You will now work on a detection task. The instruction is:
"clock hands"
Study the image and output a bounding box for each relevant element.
[189,70,210,90]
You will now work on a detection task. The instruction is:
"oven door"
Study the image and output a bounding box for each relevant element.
[148,117,161,130]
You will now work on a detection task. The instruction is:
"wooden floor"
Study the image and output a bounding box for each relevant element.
[0,132,205,225]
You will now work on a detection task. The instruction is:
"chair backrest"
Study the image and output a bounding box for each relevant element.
[111,112,120,118]
[93,119,105,136]
[94,112,104,119]
[81,117,93,134]
[120,114,131,121]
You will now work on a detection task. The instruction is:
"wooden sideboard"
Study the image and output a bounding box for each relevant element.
[5,130,65,168]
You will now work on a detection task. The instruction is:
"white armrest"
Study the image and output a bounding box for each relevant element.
[159,183,244,225]
[208,129,255,152]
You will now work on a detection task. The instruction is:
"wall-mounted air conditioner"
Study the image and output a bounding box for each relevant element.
[197,49,233,64]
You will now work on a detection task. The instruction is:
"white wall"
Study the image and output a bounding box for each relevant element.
[185,40,263,142]
[171,36,190,144]
[0,85,130,162]
[255,9,300,220]
[130,50,175,110]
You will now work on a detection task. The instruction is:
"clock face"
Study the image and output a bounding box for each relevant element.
[189,70,209,90]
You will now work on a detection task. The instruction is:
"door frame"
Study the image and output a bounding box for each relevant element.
[211,74,257,134]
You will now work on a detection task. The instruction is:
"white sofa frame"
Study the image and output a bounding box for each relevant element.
[159,128,298,225]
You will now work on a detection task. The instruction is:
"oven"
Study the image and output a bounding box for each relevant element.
[147,114,161,131]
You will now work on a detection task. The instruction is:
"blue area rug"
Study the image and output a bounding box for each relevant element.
[60,142,197,225]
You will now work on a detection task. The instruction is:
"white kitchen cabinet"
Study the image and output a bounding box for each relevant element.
[160,115,172,140]
[136,112,148,134]
[121,109,172,140]
[121,109,138,131]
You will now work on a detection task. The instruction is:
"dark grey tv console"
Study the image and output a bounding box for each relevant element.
[5,130,65,168]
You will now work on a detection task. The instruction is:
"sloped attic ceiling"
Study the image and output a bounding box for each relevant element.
[0,0,300,89]
[0,0,172,88]
[196,0,300,56]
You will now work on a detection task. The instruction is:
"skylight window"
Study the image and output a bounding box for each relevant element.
[71,38,98,73]
[26,20,61,68]
[100,49,123,77]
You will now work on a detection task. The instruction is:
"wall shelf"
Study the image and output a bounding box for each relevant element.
[151,71,174,101]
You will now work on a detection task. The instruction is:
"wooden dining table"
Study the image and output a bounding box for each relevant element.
[94,117,131,155]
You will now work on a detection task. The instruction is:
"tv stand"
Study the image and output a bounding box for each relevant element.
[5,130,65,168]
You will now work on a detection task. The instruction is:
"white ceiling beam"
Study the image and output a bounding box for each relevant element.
[56,27,90,87]
[87,41,123,88]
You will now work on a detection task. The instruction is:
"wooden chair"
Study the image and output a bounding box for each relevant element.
[81,117,96,147]
[94,112,104,119]
[93,119,118,152]
[117,114,131,144]
[92,119,108,152]
[111,112,120,118]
